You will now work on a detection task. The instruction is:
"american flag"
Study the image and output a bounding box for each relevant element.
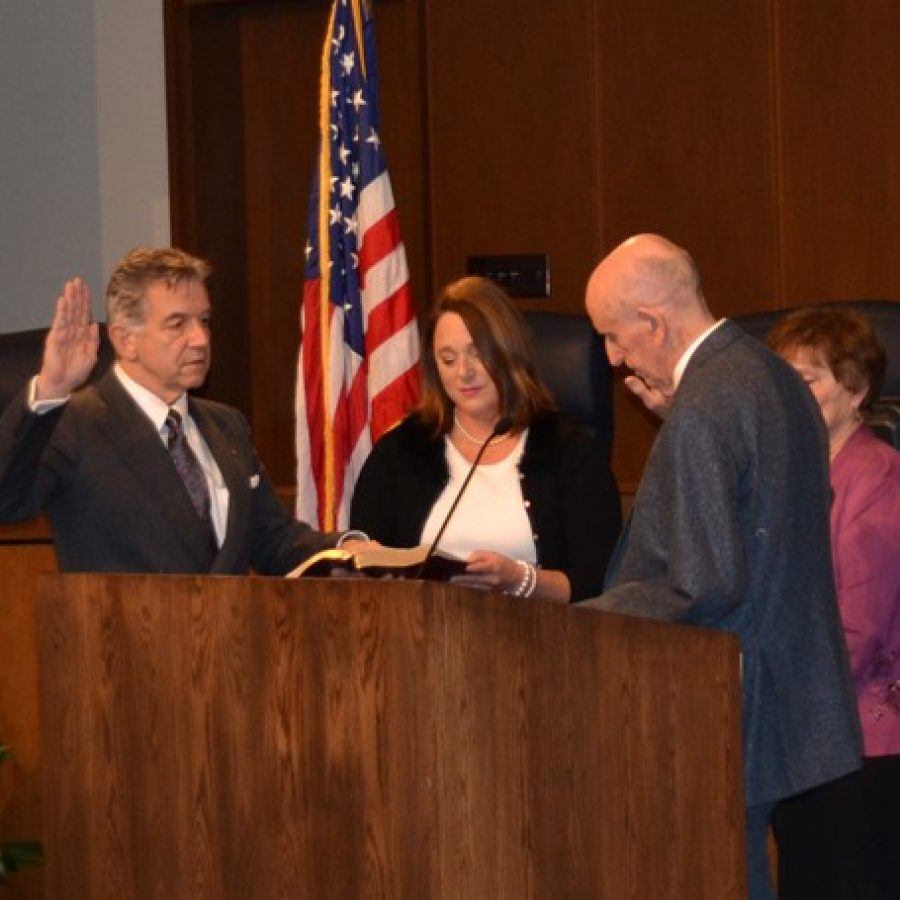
[295,0,419,530]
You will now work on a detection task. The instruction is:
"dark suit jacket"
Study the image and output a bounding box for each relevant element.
[587,320,862,806]
[0,372,335,574]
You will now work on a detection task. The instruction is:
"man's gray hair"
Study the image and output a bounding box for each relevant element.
[106,247,212,327]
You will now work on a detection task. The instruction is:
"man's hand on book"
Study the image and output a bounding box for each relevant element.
[326,539,382,577]
[340,538,381,553]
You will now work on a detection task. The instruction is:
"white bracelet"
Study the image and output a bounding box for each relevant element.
[511,560,537,598]
[337,529,369,547]
[512,560,530,596]
[522,562,537,599]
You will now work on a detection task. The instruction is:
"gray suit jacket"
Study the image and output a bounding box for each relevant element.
[588,320,861,806]
[0,372,335,574]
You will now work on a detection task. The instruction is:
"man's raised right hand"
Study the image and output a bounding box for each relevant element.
[36,278,101,401]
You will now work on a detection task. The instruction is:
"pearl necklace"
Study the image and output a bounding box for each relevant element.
[453,410,511,446]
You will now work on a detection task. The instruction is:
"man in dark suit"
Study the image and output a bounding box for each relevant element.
[0,247,363,573]
[582,234,862,900]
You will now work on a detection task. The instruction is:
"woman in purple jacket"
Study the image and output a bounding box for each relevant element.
[768,306,900,900]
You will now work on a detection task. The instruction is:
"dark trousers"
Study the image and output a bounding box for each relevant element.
[771,754,900,900]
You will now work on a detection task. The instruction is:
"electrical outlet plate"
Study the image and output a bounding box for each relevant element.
[466,254,550,298]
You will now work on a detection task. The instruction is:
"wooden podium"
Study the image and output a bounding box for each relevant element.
[38,574,745,898]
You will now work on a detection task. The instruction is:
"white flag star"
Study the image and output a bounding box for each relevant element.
[341,52,355,75]
[339,177,355,200]
[365,128,381,150]
[331,25,345,54]
[349,89,367,113]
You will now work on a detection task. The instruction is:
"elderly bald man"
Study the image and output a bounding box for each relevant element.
[583,234,861,900]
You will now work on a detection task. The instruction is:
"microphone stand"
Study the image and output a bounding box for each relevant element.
[413,416,513,579]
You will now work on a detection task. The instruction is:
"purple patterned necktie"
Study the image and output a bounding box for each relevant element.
[165,409,215,543]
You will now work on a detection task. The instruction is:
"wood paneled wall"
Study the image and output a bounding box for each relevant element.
[778,1,900,302]
[165,0,900,493]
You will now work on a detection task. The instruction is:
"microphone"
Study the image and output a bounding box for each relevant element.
[414,415,514,578]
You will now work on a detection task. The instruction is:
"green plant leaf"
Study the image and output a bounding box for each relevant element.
[0,841,44,882]
[0,743,43,884]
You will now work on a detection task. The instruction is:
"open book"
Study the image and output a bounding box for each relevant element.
[286,544,469,581]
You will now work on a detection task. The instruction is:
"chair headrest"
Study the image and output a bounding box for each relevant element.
[522,311,613,455]
[733,300,900,398]
[0,324,115,411]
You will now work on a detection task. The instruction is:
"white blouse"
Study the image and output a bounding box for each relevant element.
[419,432,537,562]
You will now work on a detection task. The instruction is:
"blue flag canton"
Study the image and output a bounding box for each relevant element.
[304,0,389,358]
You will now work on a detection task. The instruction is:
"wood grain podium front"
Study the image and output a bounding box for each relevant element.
[38,574,745,899]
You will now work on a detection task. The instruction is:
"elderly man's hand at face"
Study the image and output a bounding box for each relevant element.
[624,374,673,420]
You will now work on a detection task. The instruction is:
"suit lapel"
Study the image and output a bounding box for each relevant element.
[95,374,219,569]
[679,319,743,387]
[95,373,180,493]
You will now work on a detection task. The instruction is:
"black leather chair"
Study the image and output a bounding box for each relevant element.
[732,300,900,448]
[0,325,115,411]
[522,310,614,461]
